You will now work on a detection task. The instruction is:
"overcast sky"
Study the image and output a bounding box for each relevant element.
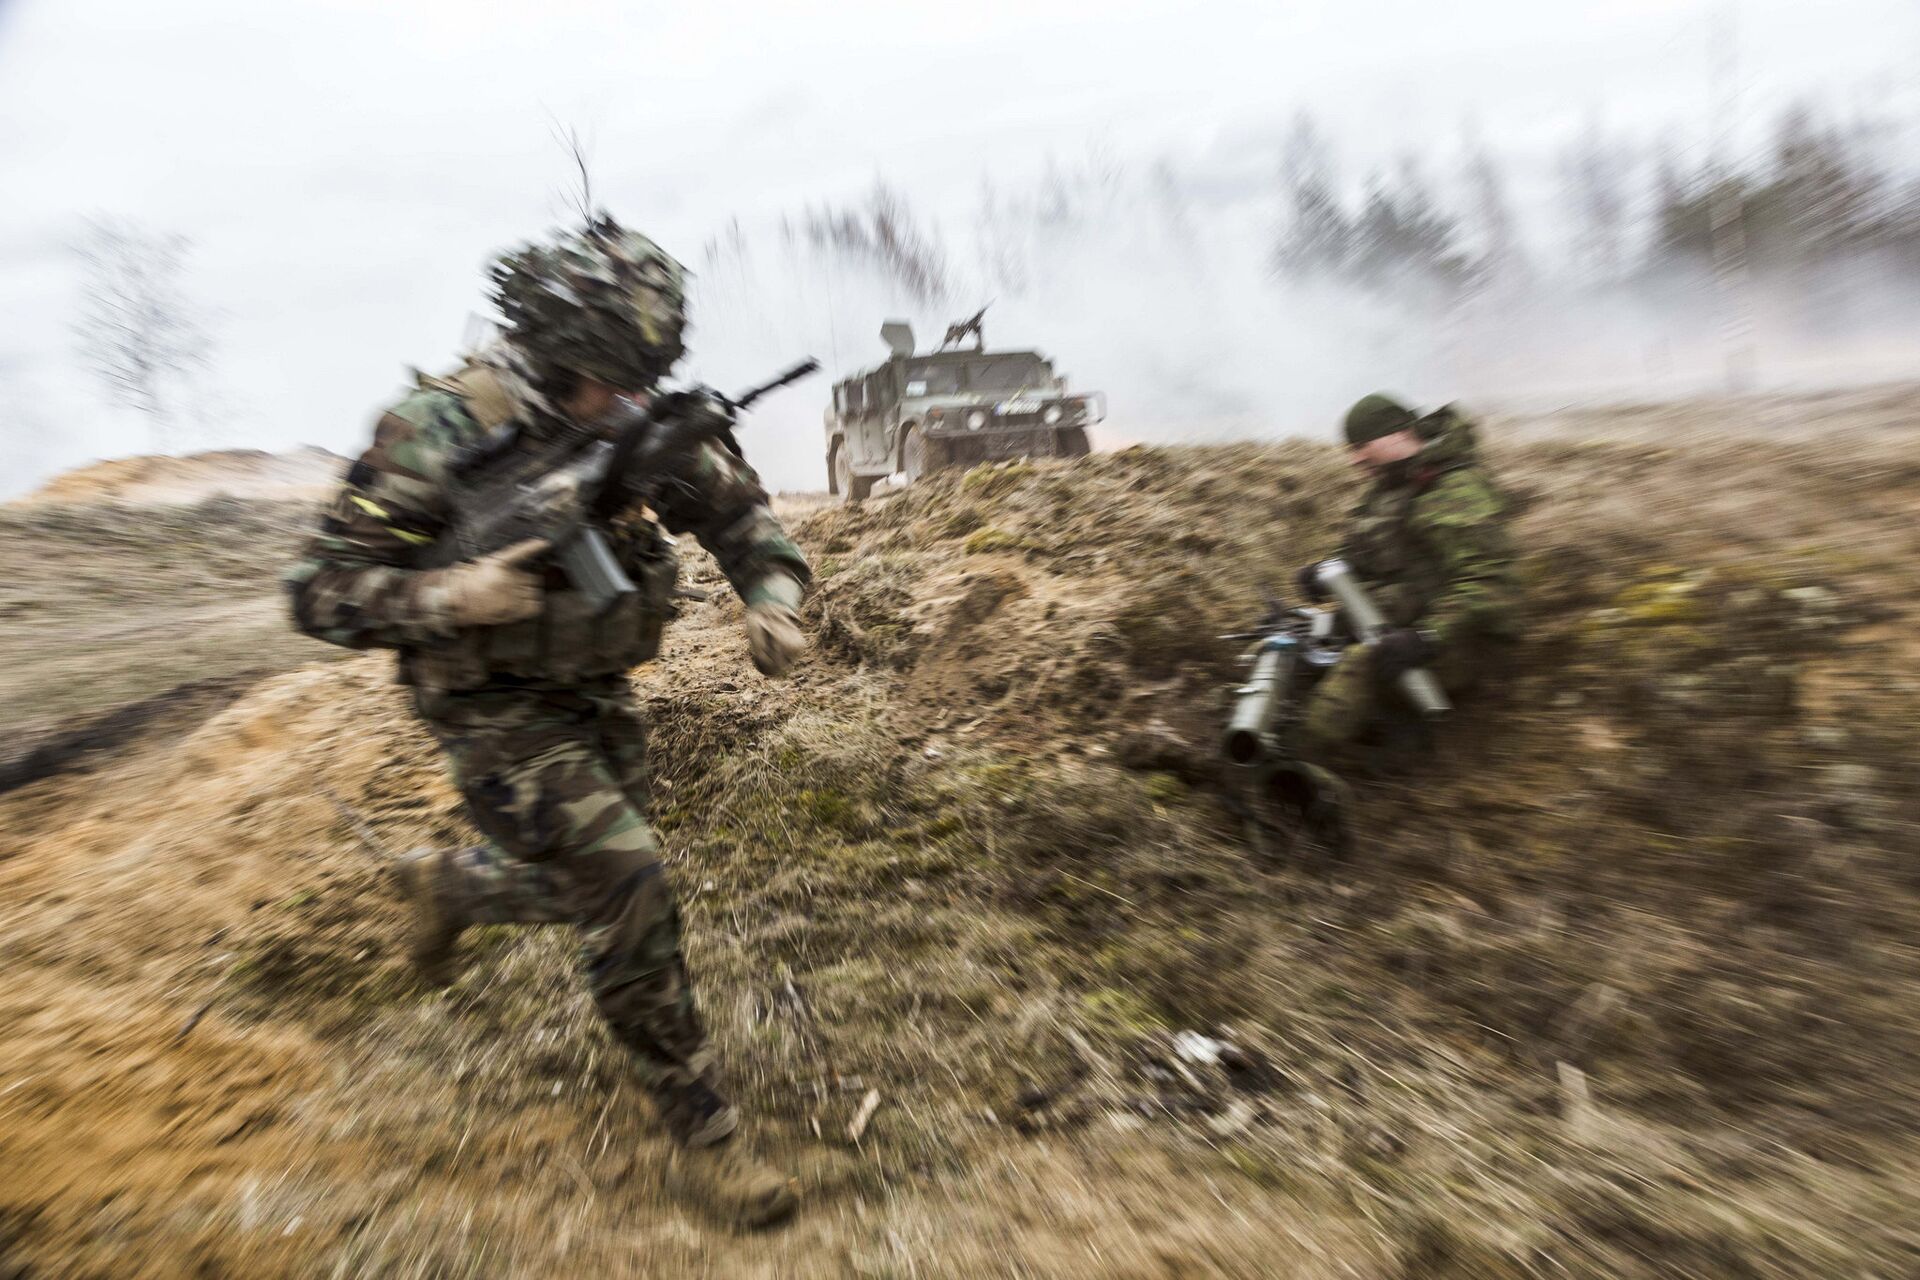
[2,0,1916,497]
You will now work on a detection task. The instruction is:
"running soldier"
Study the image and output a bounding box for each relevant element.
[286,218,807,1227]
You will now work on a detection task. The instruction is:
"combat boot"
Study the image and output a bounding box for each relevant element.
[656,1076,797,1228]
[1298,762,1355,861]
[668,1137,798,1229]
[1267,761,1354,863]
[390,847,469,986]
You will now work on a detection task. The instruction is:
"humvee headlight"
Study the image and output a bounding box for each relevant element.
[967,410,986,430]
[1043,405,1063,424]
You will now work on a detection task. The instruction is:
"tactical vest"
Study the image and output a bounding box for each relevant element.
[1342,483,1430,627]
[400,364,681,692]
[1341,440,1476,629]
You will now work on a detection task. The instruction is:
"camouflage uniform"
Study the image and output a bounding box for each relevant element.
[1301,405,1517,748]
[286,344,807,1140]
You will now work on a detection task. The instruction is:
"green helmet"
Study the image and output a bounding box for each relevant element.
[490,216,689,389]
[1342,393,1418,446]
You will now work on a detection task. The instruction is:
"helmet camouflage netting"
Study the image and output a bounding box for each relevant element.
[490,216,690,389]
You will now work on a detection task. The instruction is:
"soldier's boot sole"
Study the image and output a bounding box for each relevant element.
[391,847,467,987]
[666,1138,799,1230]
[1267,762,1354,863]
[1302,765,1354,861]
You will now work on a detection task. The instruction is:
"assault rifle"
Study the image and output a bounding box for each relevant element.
[422,359,819,614]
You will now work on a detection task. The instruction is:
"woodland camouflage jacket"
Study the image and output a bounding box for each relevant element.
[285,363,809,689]
[1336,407,1518,655]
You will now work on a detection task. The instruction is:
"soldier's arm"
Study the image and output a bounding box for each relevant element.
[654,441,811,606]
[1408,471,1518,651]
[282,394,473,649]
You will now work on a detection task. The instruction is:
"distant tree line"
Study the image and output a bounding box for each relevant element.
[1272,104,1920,303]
[701,98,1920,338]
[1649,106,1920,275]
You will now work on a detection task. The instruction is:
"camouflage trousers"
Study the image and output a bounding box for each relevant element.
[413,676,719,1116]
[1299,640,1495,751]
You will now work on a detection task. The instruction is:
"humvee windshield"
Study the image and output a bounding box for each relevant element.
[907,354,1052,396]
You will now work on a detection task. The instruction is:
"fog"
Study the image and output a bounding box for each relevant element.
[2,0,1917,497]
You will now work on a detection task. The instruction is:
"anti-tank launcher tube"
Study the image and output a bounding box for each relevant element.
[1222,632,1302,766]
[1312,558,1450,719]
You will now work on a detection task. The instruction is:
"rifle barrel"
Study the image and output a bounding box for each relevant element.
[732,358,820,412]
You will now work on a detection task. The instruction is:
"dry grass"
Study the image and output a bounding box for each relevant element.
[3,387,1920,1276]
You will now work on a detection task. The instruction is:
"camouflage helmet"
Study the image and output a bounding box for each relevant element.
[490,216,689,389]
[1342,393,1419,447]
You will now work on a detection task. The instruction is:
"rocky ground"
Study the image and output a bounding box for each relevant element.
[2,388,1918,1277]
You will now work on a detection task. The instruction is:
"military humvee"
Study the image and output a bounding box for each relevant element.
[824,312,1106,501]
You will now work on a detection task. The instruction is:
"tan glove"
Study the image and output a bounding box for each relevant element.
[432,538,550,629]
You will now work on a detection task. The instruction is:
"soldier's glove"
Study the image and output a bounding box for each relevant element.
[744,573,807,677]
[1372,627,1438,683]
[1294,563,1329,604]
[433,538,550,628]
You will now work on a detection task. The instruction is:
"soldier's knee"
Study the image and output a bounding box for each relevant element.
[575,841,669,923]
[1300,698,1344,749]
[571,850,674,973]
[1302,675,1374,748]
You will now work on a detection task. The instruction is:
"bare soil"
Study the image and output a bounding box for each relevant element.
[3,386,1918,1278]
[16,447,344,508]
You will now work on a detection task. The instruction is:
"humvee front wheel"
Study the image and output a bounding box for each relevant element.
[902,425,944,483]
[1055,426,1091,458]
[832,440,872,504]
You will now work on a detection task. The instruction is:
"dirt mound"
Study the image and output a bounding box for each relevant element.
[15,446,345,508]
[0,493,340,751]
[5,388,1920,1276]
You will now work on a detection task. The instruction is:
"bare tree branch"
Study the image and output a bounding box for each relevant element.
[70,216,213,452]
[800,180,950,304]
